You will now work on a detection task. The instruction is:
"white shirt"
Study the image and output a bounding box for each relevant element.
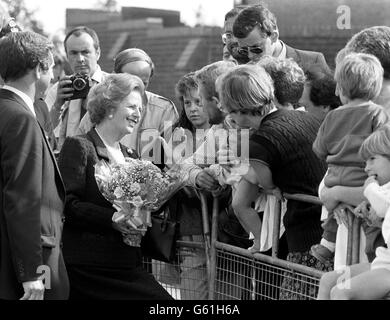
[277,41,287,59]
[2,85,36,117]
[95,128,126,165]
[364,181,390,270]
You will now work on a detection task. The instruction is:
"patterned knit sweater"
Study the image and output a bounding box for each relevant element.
[249,110,327,252]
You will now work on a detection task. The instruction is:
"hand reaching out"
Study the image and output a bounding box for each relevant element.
[158,128,188,165]
[266,186,284,202]
[353,201,371,219]
[333,203,355,228]
[354,200,383,228]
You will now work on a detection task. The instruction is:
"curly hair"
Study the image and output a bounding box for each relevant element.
[307,70,340,110]
[87,73,145,125]
[258,56,305,106]
[225,7,242,21]
[232,4,277,39]
[345,26,390,79]
[174,72,198,132]
[0,31,53,82]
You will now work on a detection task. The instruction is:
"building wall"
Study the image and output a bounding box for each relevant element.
[133,27,222,108]
[66,8,223,107]
[121,7,183,27]
[238,0,390,69]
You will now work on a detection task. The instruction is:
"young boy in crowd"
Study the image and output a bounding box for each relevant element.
[311,52,388,263]
[318,125,390,299]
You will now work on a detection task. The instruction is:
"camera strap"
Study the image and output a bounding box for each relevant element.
[79,98,88,120]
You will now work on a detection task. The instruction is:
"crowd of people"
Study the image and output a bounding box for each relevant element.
[0,2,390,300]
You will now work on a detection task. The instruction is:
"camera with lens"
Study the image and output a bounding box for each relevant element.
[66,73,92,100]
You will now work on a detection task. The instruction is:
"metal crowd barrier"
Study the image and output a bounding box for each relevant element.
[143,192,362,300]
[142,240,208,300]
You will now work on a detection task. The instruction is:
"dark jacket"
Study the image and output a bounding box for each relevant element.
[34,97,57,151]
[249,110,327,252]
[285,44,331,74]
[0,88,68,300]
[58,129,142,268]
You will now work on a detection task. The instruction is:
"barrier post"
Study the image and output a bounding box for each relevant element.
[352,216,362,265]
[346,209,354,266]
[272,199,282,258]
[199,193,211,282]
[208,195,219,300]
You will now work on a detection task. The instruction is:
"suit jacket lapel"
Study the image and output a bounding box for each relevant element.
[0,89,66,200]
[36,120,66,199]
[87,128,110,161]
[285,45,301,65]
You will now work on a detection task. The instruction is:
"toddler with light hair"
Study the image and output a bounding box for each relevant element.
[311,52,388,263]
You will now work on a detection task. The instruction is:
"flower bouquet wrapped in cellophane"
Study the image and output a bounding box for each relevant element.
[94,158,188,247]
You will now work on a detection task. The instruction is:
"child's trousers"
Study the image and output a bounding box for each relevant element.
[322,212,338,243]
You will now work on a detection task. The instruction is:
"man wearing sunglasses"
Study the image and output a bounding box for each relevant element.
[232,5,330,73]
[222,6,250,65]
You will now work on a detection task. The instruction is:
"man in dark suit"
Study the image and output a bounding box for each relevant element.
[0,31,69,300]
[232,4,331,73]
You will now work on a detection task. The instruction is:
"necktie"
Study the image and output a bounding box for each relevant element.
[79,79,98,120]
[80,97,87,120]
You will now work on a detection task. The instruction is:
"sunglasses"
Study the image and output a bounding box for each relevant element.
[238,46,263,56]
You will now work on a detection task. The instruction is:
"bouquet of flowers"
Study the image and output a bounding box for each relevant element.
[94,158,187,247]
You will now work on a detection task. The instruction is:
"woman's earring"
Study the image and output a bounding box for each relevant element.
[108,114,114,119]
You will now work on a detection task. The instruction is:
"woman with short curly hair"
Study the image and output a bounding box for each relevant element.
[58,73,172,300]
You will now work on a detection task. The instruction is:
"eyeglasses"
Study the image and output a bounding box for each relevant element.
[221,32,234,45]
[237,46,263,56]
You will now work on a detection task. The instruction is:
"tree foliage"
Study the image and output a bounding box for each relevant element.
[0,0,46,35]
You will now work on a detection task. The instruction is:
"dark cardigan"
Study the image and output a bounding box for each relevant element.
[249,110,327,252]
[58,129,141,267]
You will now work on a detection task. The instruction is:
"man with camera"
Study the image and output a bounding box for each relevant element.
[45,26,107,150]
